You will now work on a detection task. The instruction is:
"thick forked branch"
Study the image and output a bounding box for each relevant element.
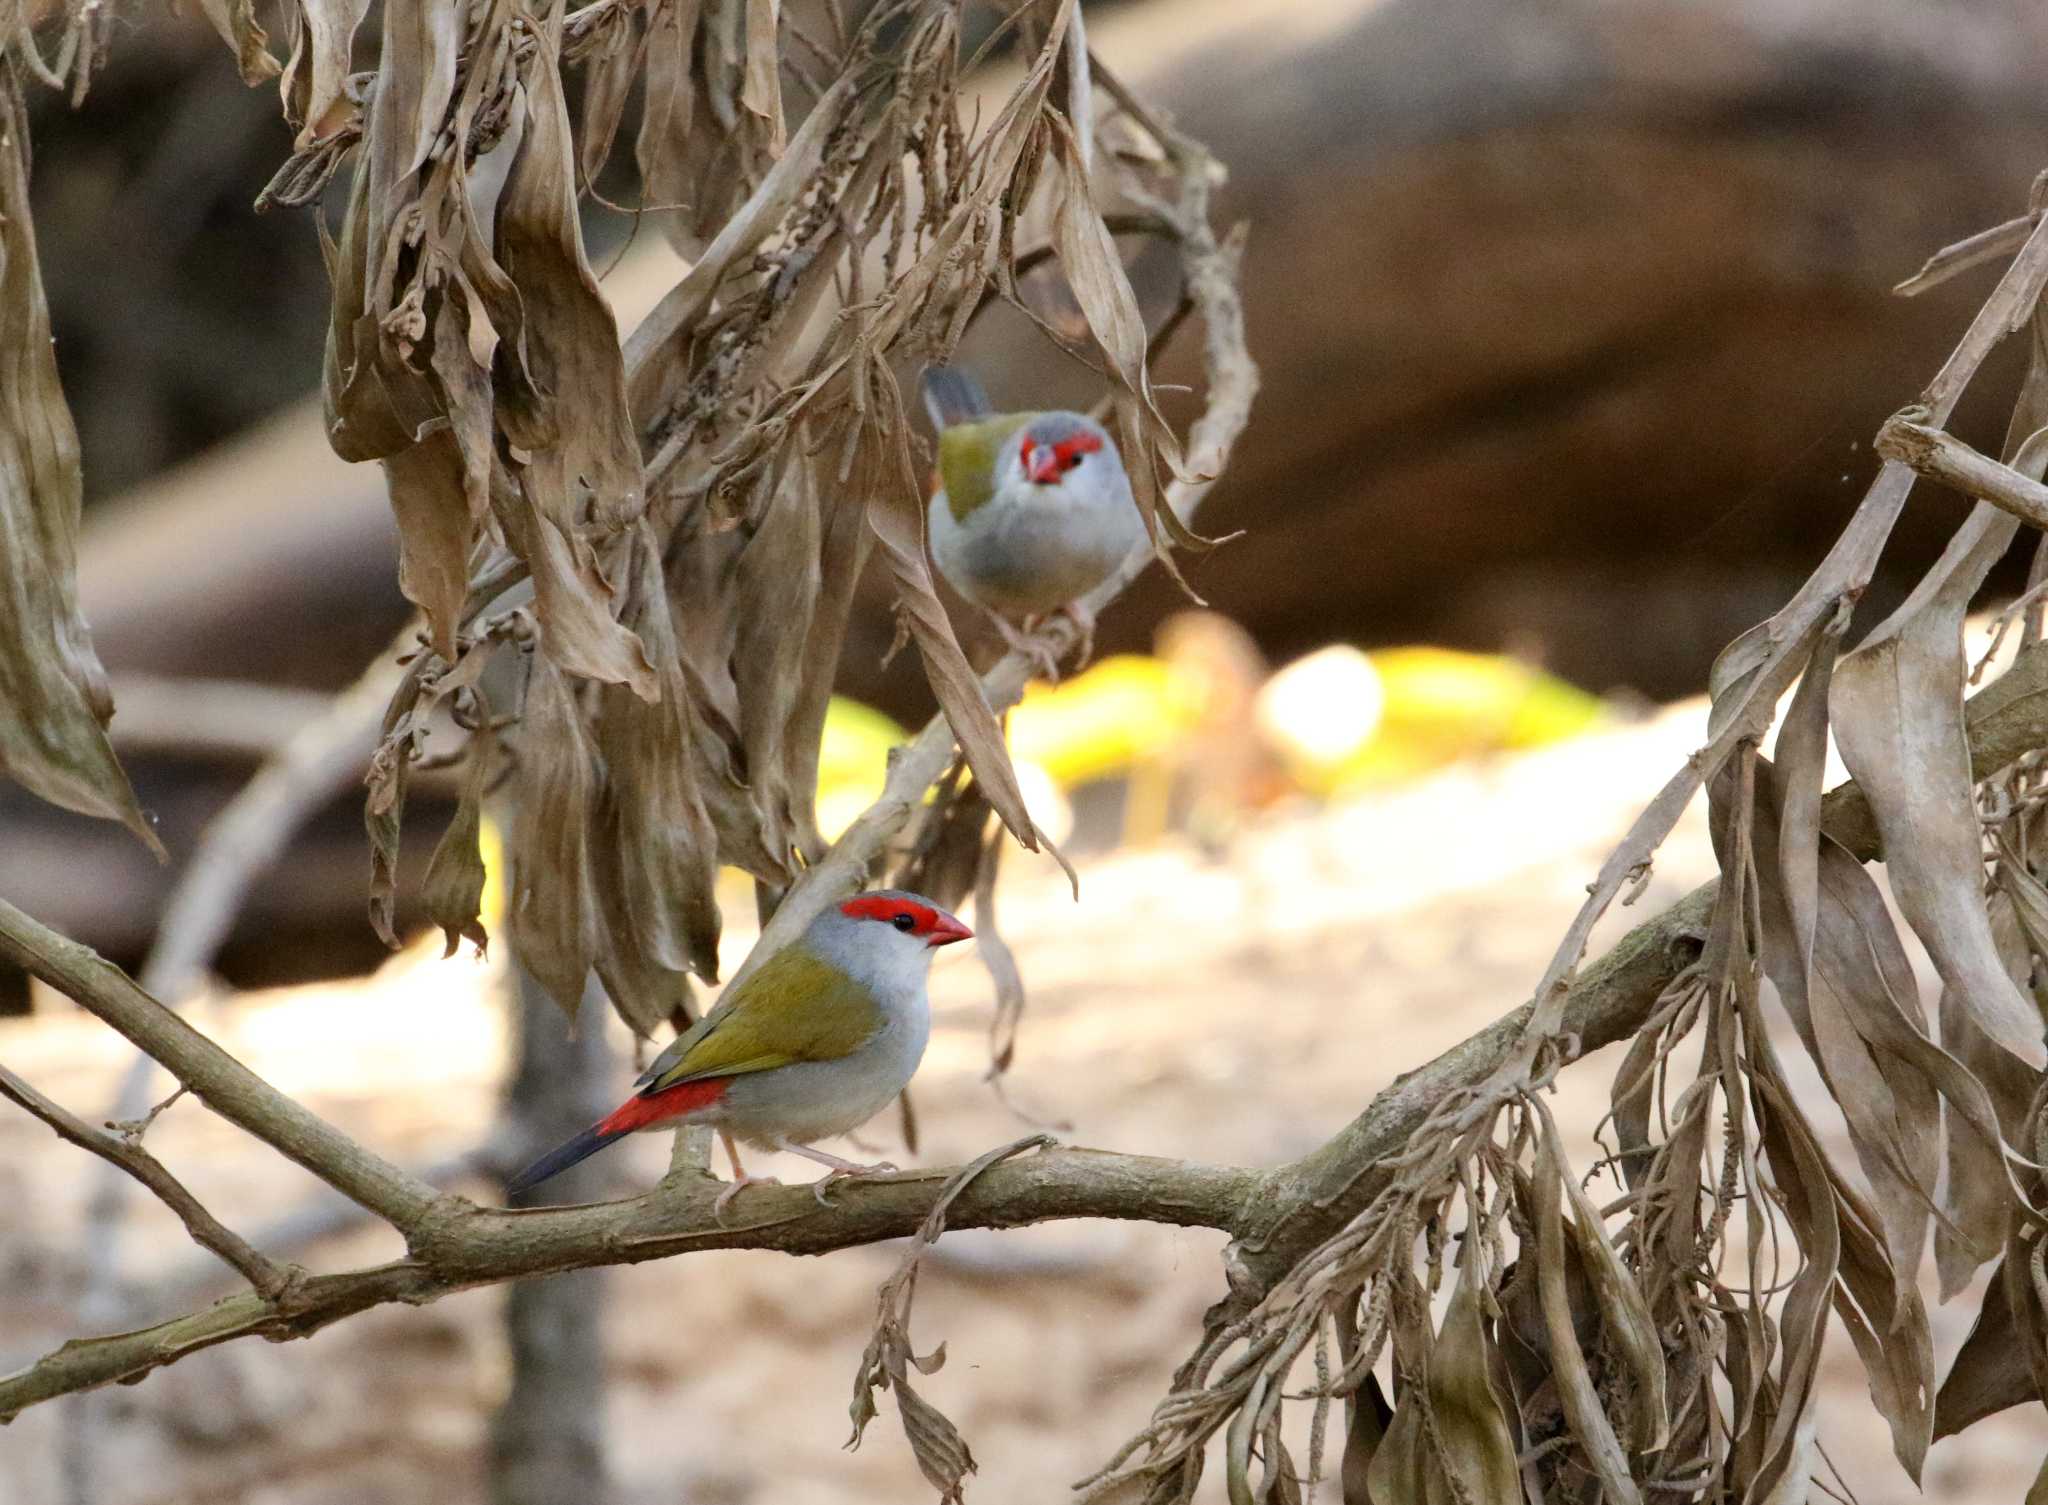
[7,634,2048,1421]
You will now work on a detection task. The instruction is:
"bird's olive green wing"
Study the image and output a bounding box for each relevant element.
[638,946,881,1091]
[938,413,1035,522]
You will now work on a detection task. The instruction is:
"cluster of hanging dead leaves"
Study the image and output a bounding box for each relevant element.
[1082,197,2048,1505]
[10,0,1195,1034]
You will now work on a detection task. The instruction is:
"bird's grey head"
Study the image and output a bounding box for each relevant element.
[1005,412,1122,493]
[800,890,971,998]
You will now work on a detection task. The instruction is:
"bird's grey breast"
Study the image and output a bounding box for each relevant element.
[720,994,931,1147]
[928,475,1143,617]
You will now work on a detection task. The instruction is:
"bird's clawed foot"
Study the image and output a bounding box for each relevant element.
[1054,601,1097,671]
[813,1160,901,1207]
[712,1172,784,1222]
[994,613,1064,683]
[771,1138,902,1206]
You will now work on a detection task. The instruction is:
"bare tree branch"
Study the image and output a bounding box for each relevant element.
[0,1062,292,1298]
[6,633,2046,1424]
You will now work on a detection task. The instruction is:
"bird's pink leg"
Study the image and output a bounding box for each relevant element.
[711,1131,782,1221]
[771,1138,899,1206]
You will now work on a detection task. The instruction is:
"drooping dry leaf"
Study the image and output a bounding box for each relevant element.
[1934,1261,2041,1438]
[1825,1125,1937,1481]
[1364,1254,1521,1505]
[1531,1129,1643,1505]
[507,652,601,1014]
[739,0,784,156]
[497,3,646,536]
[0,75,162,858]
[322,161,434,462]
[1741,1068,1844,1500]
[381,432,476,665]
[733,454,823,865]
[364,689,424,950]
[573,1,644,186]
[195,0,283,83]
[592,529,724,993]
[1045,113,1202,574]
[1831,505,2046,1070]
[280,0,371,148]
[1935,891,2039,1295]
[780,484,875,856]
[420,719,494,958]
[633,0,707,251]
[491,470,658,697]
[1536,1108,1667,1453]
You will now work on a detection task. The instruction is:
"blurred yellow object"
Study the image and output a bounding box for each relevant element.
[1005,654,1207,788]
[1252,645,1384,792]
[815,696,912,840]
[478,812,508,939]
[1257,644,1607,795]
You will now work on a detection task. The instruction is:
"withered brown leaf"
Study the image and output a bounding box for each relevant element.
[0,76,162,858]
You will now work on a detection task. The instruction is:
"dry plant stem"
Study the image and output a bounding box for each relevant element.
[0,1063,291,1297]
[1893,210,2041,297]
[1876,412,2048,529]
[8,635,2048,1420]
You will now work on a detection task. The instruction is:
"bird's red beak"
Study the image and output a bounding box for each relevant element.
[927,913,974,947]
[1022,442,1062,485]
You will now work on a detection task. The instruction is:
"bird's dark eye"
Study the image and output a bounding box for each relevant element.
[892,913,916,933]
[1064,452,1082,470]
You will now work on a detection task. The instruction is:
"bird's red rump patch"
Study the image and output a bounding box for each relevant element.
[596,1077,729,1137]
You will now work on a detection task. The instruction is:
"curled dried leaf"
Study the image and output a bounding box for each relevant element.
[497,4,646,535]
[196,0,283,83]
[591,530,724,1008]
[421,719,495,959]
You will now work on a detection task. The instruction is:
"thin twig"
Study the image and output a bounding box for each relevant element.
[0,1063,292,1298]
[1893,210,2040,297]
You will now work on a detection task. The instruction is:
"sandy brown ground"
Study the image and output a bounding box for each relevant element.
[2,700,2043,1504]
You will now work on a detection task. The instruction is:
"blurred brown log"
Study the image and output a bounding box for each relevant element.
[8,0,2048,986]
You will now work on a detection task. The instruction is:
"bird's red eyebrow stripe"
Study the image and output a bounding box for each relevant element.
[839,895,935,929]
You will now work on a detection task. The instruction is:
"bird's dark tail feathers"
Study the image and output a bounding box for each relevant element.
[504,1079,727,1197]
[505,1124,619,1196]
[920,364,992,429]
